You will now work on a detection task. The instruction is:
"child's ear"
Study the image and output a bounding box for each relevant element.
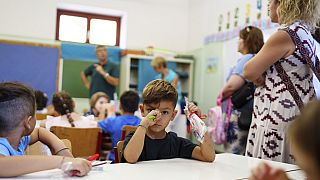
[139,104,146,117]
[23,116,33,131]
[171,110,178,121]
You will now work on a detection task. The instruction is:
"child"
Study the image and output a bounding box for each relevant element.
[121,80,215,163]
[84,92,111,120]
[151,56,186,138]
[249,100,320,180]
[43,91,97,130]
[0,82,91,177]
[98,90,141,161]
[34,90,48,114]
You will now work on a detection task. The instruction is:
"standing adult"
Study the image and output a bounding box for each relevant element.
[151,57,186,137]
[80,45,119,99]
[244,0,320,163]
[221,26,264,155]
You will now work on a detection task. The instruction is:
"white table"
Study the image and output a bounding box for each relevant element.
[10,153,305,180]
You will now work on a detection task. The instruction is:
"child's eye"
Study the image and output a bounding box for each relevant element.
[161,111,169,115]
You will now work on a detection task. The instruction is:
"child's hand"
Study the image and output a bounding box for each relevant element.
[249,163,289,180]
[61,158,92,177]
[140,110,161,128]
[185,102,207,119]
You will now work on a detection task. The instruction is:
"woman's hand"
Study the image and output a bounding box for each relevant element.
[253,75,265,87]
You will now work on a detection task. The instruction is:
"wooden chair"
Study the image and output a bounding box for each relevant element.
[50,126,101,157]
[121,125,138,140]
[25,139,72,155]
[36,113,47,120]
[113,141,124,163]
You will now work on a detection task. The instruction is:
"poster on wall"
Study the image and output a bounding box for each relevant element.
[206,57,219,74]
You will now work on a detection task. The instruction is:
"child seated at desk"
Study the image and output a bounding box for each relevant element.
[43,91,97,130]
[249,100,320,180]
[84,92,112,120]
[98,90,141,161]
[0,82,91,177]
[121,80,215,163]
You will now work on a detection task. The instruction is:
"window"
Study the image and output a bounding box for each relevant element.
[56,9,121,46]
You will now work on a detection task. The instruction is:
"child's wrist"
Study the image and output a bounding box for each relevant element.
[138,124,148,131]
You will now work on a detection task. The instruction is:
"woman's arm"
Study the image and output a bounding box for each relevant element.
[244,30,295,81]
[171,75,179,88]
[221,75,245,98]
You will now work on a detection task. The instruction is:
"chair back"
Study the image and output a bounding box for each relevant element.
[50,126,101,157]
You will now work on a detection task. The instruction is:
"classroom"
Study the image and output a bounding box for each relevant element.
[0,0,319,179]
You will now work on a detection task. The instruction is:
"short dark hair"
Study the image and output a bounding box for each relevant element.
[120,90,140,113]
[0,82,35,132]
[35,90,48,110]
[142,80,178,106]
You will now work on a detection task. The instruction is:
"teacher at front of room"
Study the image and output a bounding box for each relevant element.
[80,45,120,100]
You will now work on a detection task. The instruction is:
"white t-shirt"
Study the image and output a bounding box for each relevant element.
[45,114,97,130]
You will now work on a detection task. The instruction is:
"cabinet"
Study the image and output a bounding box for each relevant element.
[119,55,194,99]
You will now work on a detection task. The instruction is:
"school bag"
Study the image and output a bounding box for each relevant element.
[207,95,232,145]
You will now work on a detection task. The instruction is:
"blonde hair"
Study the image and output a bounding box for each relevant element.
[90,92,110,109]
[277,0,320,29]
[151,56,167,68]
[142,80,177,106]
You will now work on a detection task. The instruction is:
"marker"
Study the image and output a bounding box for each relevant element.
[148,115,156,121]
[87,154,100,161]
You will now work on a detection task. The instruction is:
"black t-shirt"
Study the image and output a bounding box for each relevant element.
[84,61,119,99]
[121,132,197,163]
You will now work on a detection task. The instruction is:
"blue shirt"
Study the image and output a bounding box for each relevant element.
[0,136,30,156]
[98,115,141,161]
[155,69,182,102]
[231,54,254,78]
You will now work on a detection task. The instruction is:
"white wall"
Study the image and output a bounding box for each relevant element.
[0,0,189,52]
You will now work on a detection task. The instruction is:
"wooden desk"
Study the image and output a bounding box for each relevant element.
[14,153,305,180]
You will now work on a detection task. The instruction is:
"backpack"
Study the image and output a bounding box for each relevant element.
[207,96,232,145]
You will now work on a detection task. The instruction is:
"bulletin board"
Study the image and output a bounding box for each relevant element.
[0,40,60,102]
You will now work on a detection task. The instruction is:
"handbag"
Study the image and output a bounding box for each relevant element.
[236,99,254,130]
[231,82,255,109]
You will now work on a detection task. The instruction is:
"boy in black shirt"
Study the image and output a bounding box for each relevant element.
[122,80,215,163]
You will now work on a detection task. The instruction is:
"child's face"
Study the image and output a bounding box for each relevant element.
[293,142,320,180]
[141,100,177,132]
[94,97,109,112]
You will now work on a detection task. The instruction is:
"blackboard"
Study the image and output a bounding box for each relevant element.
[61,60,92,98]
